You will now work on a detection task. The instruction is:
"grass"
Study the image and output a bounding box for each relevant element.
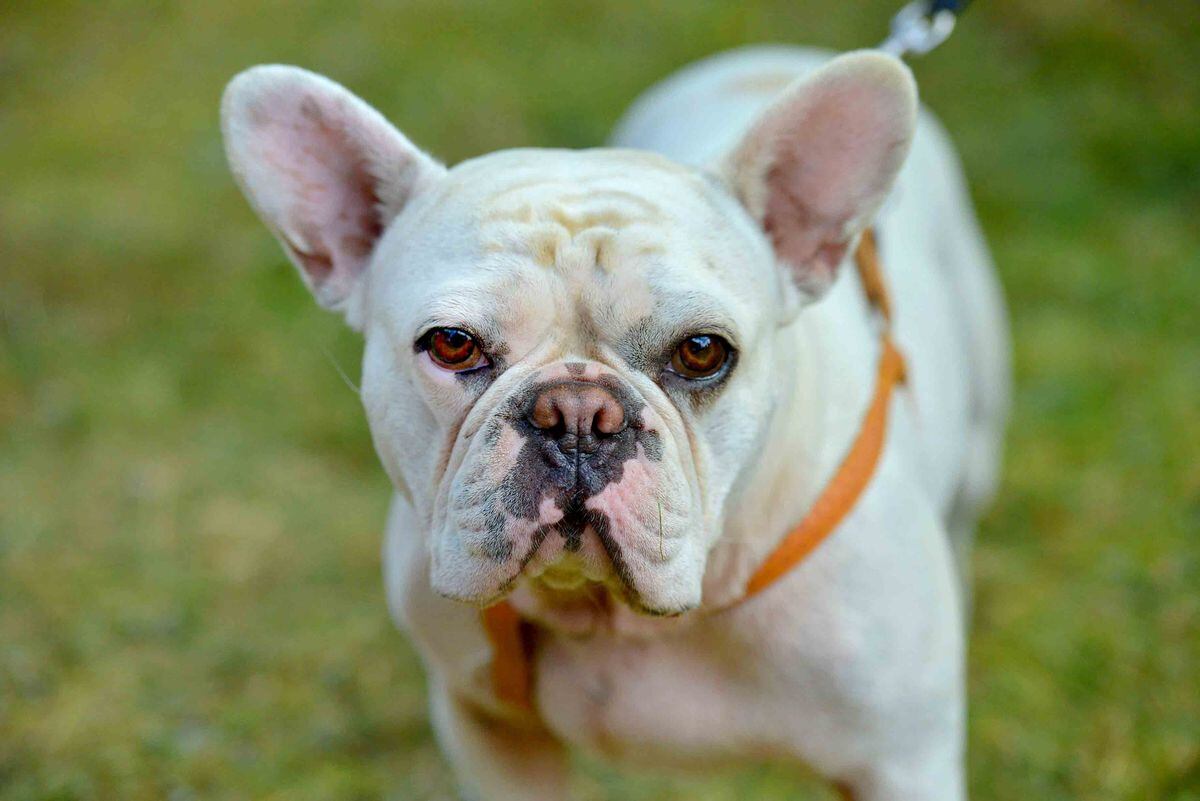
[1,1,1198,798]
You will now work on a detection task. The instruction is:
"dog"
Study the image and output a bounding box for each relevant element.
[221,45,1009,800]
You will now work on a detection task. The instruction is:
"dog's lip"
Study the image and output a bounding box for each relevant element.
[539,567,589,591]
[522,572,692,620]
[489,519,687,616]
[520,522,612,584]
[533,555,595,590]
[436,536,695,619]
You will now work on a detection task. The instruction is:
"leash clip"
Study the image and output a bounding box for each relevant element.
[879,0,962,58]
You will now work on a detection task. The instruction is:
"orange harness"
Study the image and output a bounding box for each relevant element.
[482,230,906,711]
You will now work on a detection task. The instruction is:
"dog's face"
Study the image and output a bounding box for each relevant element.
[221,53,916,617]
[361,150,781,616]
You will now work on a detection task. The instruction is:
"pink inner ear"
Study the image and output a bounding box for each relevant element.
[763,159,848,293]
[750,60,915,295]
[249,94,384,296]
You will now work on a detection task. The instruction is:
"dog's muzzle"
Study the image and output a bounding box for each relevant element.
[432,363,699,616]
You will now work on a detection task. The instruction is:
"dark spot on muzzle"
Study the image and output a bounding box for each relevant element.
[488,371,663,555]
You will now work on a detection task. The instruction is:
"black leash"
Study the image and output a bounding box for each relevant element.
[930,0,971,12]
[879,0,972,57]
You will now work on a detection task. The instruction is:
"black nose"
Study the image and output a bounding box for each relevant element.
[527,381,627,454]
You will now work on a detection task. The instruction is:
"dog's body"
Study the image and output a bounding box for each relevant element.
[223,46,1008,801]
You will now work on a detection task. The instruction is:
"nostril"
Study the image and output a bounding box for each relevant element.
[593,400,626,436]
[529,393,563,433]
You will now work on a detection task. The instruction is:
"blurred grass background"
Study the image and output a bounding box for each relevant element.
[1,1,1198,799]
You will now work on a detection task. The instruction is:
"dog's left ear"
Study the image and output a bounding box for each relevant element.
[722,51,917,304]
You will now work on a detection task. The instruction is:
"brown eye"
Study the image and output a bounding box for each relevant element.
[669,334,730,380]
[426,328,486,371]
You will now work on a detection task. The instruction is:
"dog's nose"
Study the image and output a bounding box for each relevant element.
[527,382,626,454]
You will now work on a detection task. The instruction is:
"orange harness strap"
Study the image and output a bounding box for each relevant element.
[482,230,905,711]
[744,332,905,595]
[481,597,535,709]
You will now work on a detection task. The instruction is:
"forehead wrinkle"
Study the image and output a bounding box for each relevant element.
[478,172,675,279]
[485,183,666,220]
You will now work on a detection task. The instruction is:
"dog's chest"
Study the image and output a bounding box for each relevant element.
[533,626,774,767]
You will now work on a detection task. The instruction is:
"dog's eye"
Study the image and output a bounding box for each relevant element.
[423,327,487,372]
[667,334,730,380]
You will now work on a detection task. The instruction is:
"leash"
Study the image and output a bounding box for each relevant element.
[879,0,971,58]
[483,231,907,711]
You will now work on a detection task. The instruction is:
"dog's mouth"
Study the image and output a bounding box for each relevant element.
[511,557,687,637]
[498,491,667,616]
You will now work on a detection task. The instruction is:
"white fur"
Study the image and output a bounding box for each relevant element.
[223,46,1009,800]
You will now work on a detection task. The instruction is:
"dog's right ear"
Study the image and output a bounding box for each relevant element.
[721,52,917,309]
[221,65,445,329]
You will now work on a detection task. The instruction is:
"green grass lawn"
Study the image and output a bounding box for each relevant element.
[2,1,1198,798]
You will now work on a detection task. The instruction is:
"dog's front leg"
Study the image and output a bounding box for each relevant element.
[428,679,570,801]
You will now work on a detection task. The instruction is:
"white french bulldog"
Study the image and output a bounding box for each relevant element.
[221,45,1009,801]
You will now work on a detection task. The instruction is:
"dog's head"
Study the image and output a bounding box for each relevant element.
[221,53,916,619]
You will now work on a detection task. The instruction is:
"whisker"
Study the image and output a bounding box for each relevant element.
[322,344,361,397]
